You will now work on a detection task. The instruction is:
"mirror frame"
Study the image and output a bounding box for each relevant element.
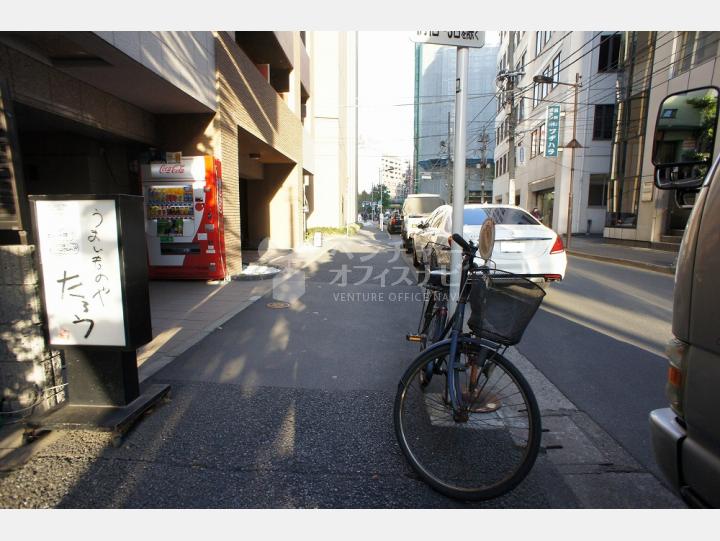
[651,86,720,190]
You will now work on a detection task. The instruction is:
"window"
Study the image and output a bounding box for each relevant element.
[530,131,537,158]
[533,66,552,107]
[588,174,610,207]
[464,207,538,225]
[551,53,561,88]
[530,124,545,158]
[518,98,525,121]
[535,31,543,56]
[660,108,677,119]
[598,34,621,72]
[593,104,615,140]
[674,32,720,76]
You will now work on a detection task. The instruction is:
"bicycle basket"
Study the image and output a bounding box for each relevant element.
[466,269,546,345]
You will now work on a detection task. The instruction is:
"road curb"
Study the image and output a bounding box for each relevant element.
[568,250,675,275]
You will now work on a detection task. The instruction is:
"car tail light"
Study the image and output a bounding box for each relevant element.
[543,274,562,281]
[665,337,688,418]
[550,235,564,254]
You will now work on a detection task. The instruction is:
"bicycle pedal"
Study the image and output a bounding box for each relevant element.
[406,334,425,343]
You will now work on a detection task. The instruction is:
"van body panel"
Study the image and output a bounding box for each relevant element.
[689,168,720,355]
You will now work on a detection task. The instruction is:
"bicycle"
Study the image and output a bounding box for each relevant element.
[395,233,545,501]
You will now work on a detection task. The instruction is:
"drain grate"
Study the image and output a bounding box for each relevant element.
[266,301,290,309]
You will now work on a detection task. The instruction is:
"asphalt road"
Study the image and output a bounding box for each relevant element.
[1,225,676,508]
[517,255,674,481]
[396,228,676,486]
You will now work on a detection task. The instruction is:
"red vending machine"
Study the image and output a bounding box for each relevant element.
[141,156,226,280]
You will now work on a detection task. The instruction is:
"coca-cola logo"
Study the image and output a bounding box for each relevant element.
[159,165,185,174]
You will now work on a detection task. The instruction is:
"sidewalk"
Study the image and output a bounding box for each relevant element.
[136,243,331,382]
[567,236,678,275]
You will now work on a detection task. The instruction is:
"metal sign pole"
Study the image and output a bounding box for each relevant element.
[449,46,469,308]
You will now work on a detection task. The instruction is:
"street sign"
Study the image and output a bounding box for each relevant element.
[545,104,561,157]
[411,31,485,48]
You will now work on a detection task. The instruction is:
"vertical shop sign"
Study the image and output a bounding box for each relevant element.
[545,104,561,157]
[34,199,126,346]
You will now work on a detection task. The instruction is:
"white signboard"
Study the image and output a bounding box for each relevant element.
[147,157,205,180]
[34,199,126,347]
[411,31,485,48]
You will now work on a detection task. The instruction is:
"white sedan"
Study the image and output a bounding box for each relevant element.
[412,204,567,282]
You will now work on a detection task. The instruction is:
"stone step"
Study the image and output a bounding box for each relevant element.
[652,240,681,253]
[660,235,683,244]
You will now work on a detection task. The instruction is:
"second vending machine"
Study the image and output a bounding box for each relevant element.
[141,156,227,280]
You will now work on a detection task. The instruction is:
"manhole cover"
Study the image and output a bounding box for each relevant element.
[266,301,290,309]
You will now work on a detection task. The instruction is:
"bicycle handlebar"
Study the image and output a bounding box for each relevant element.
[452,233,476,255]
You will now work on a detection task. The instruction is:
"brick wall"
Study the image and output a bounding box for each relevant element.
[213,32,305,273]
[0,246,64,421]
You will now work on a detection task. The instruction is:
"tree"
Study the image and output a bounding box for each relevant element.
[371,184,391,209]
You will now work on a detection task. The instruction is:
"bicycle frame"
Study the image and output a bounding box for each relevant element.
[425,254,507,418]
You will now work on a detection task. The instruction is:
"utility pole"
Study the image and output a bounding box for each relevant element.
[479,128,489,203]
[449,46,469,308]
[447,110,453,203]
[506,31,517,206]
[565,72,581,249]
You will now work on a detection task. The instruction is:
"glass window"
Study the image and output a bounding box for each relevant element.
[695,32,720,65]
[530,130,537,158]
[598,34,622,72]
[403,196,445,216]
[675,32,720,76]
[593,104,615,140]
[535,31,543,56]
[464,207,538,225]
[588,174,609,207]
[552,53,561,88]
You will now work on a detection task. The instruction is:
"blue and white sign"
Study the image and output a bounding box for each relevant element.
[545,105,561,157]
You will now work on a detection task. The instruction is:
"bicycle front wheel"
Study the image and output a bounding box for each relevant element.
[394,341,541,501]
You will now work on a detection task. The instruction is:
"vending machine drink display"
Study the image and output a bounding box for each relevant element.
[141,156,226,280]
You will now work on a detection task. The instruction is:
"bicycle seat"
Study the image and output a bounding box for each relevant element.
[426,269,451,289]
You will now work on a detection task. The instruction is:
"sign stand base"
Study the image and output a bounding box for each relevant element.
[26,348,170,446]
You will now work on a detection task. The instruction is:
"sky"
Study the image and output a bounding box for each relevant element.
[357,31,500,193]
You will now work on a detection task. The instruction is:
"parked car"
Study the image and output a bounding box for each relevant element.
[401,193,445,252]
[649,86,720,508]
[411,203,566,282]
[387,210,403,234]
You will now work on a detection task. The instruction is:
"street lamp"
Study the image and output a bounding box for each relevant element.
[533,73,582,249]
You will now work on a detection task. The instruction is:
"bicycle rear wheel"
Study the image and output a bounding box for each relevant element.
[394,340,541,501]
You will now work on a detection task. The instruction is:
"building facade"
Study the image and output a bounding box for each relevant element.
[0,31,355,417]
[380,155,408,198]
[414,41,499,203]
[493,31,621,235]
[305,31,358,230]
[606,31,720,246]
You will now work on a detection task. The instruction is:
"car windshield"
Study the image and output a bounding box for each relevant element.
[404,197,444,216]
[464,207,539,225]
